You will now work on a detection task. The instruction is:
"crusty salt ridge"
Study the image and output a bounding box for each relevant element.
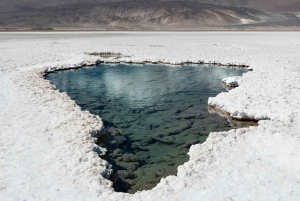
[222,76,241,87]
[0,32,300,200]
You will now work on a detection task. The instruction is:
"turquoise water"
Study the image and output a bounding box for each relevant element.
[47,64,247,193]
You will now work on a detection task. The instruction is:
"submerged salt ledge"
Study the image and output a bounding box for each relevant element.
[222,76,241,87]
[209,69,299,122]
[1,32,300,200]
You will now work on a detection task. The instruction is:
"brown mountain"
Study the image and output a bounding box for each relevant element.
[1,0,300,13]
[0,1,297,30]
[0,0,120,12]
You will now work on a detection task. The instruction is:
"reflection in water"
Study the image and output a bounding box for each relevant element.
[47,64,247,193]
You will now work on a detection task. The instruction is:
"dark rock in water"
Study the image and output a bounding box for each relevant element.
[119,154,140,163]
[167,121,192,136]
[139,137,156,146]
[175,114,197,120]
[183,115,197,119]
[104,127,127,149]
[154,158,167,164]
[195,113,206,119]
[110,148,124,158]
[117,170,137,180]
[153,136,175,145]
[117,161,140,171]
[167,162,176,166]
[131,143,149,151]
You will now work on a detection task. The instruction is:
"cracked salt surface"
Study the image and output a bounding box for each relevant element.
[1,32,300,201]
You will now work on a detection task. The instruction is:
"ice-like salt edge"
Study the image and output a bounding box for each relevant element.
[1,32,300,200]
[222,76,241,87]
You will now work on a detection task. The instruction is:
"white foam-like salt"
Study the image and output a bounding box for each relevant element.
[222,76,240,87]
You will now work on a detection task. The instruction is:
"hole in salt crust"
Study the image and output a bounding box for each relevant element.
[46,63,255,193]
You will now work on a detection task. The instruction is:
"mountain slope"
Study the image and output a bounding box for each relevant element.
[0,1,296,30]
[1,0,300,13]
[0,0,121,12]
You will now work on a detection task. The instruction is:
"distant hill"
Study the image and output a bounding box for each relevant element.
[0,1,297,30]
[1,0,300,12]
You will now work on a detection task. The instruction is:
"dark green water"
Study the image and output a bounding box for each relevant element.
[47,64,246,193]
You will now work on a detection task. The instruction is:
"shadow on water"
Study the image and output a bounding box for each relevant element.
[47,64,250,193]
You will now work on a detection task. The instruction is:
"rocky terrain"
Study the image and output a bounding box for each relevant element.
[1,0,300,12]
[0,1,297,30]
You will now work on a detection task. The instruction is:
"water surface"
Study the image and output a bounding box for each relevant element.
[47,64,246,193]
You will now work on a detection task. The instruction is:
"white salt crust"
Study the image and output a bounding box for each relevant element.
[222,76,241,87]
[0,32,300,201]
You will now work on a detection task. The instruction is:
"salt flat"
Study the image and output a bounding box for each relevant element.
[0,32,300,201]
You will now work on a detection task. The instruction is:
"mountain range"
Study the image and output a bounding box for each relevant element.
[1,0,300,13]
[0,1,299,30]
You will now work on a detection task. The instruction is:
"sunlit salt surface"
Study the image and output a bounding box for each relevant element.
[47,64,247,193]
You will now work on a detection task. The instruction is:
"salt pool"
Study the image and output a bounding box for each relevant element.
[47,64,247,193]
